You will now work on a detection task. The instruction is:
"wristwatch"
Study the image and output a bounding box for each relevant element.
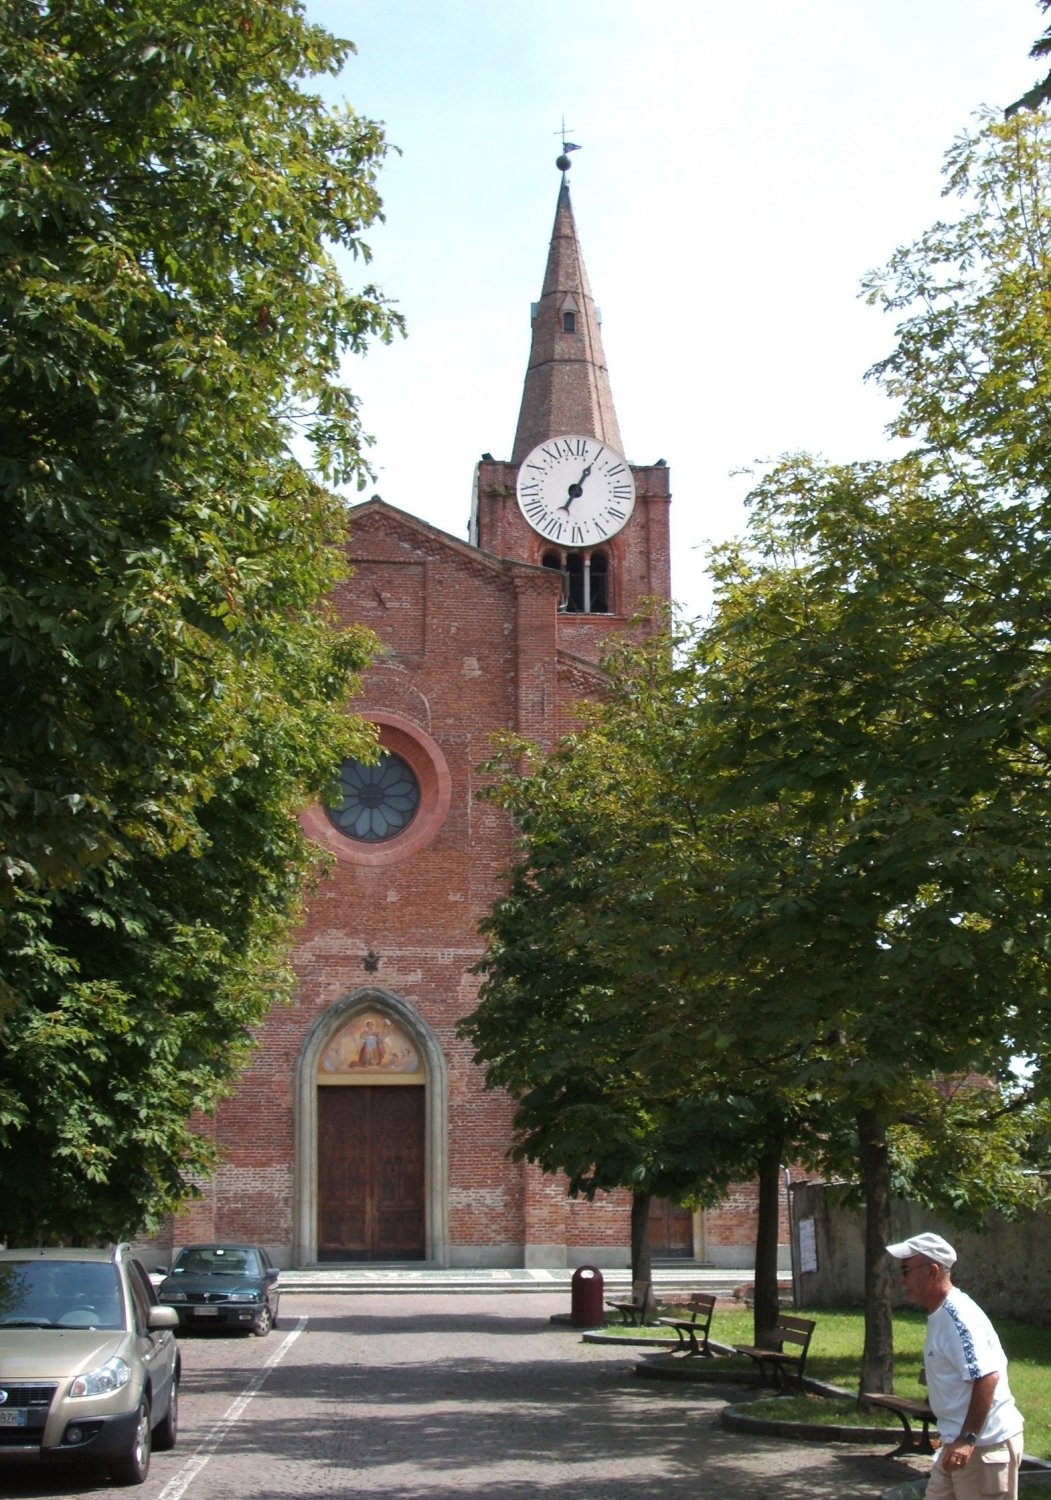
[962,1431,978,1444]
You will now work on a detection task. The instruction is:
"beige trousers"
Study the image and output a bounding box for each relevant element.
[925,1433,1024,1500]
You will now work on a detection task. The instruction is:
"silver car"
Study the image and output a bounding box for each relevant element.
[0,1244,180,1485]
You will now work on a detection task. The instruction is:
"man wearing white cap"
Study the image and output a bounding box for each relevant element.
[886,1232,1024,1499]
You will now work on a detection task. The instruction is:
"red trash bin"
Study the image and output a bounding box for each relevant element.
[570,1264,604,1328]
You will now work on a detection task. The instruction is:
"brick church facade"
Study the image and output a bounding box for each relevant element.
[164,167,776,1269]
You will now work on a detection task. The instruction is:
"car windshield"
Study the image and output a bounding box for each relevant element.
[172,1249,259,1277]
[0,1260,124,1330]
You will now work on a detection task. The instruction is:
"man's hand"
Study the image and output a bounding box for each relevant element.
[942,1437,975,1471]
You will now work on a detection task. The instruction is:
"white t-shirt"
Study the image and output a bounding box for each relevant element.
[924,1288,1023,1445]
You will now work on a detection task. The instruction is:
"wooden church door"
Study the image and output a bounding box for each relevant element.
[648,1196,694,1258]
[315,1008,427,1262]
[317,1087,425,1261]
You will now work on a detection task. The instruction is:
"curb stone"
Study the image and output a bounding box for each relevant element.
[721,1401,898,1447]
[883,1478,1051,1500]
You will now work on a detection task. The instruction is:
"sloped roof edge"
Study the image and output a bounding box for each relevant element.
[347,496,551,582]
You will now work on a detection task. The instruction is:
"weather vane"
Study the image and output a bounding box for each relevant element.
[555,117,581,173]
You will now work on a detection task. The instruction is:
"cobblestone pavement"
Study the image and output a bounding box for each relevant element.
[0,1292,930,1500]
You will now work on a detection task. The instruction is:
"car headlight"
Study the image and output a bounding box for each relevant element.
[160,1290,186,1303]
[70,1357,131,1398]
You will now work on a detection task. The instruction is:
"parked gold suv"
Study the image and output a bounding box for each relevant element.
[0,1244,180,1485]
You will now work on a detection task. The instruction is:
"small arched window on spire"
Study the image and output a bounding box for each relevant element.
[559,293,579,337]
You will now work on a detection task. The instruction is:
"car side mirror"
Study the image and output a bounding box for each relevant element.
[149,1305,180,1331]
[265,1268,279,1283]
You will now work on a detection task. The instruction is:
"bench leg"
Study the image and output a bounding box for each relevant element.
[883,1411,916,1459]
[757,1359,802,1390]
[880,1412,935,1459]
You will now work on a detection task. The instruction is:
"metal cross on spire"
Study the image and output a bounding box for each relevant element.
[554,117,581,172]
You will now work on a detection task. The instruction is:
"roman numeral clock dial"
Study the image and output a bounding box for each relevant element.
[516,435,636,545]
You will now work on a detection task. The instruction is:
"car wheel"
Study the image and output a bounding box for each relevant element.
[110,1397,151,1485]
[252,1302,273,1337]
[153,1371,178,1451]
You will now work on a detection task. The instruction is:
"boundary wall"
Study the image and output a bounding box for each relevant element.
[789,1181,1051,1325]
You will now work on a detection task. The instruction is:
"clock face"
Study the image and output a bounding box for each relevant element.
[516,435,635,546]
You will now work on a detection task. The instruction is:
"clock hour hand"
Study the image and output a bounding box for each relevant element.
[558,463,593,511]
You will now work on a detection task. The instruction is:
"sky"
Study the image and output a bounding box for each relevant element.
[305,1,1042,621]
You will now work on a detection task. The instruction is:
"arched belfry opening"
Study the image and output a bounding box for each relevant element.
[294,989,449,1265]
[541,548,611,613]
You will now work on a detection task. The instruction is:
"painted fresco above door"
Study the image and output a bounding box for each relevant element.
[317,1011,424,1083]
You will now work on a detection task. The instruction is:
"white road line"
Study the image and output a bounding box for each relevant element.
[157,1317,307,1500]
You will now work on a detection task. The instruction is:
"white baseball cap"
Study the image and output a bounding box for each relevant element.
[886,1232,957,1269]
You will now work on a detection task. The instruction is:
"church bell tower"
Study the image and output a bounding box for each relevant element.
[470,153,671,658]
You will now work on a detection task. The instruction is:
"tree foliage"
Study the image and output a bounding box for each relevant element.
[461,628,838,1324]
[705,451,1051,1379]
[0,0,402,1239]
[462,647,764,1210]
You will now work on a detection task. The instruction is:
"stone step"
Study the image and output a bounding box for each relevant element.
[276,1265,765,1296]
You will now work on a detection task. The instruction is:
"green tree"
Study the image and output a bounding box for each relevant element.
[462,718,757,1303]
[704,438,1051,1388]
[461,630,833,1332]
[0,0,401,1238]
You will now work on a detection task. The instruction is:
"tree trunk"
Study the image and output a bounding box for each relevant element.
[752,1138,784,1343]
[858,1106,895,1395]
[629,1190,657,1322]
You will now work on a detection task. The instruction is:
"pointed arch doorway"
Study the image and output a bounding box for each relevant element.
[295,991,449,1266]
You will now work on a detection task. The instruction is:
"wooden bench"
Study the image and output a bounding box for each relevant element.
[605,1279,652,1326]
[655,1292,717,1356]
[733,1314,816,1388]
[862,1393,937,1456]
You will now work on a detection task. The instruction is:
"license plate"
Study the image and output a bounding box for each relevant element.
[192,1307,220,1317]
[0,1410,27,1427]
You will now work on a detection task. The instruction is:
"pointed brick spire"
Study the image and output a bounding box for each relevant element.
[510,175,624,463]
